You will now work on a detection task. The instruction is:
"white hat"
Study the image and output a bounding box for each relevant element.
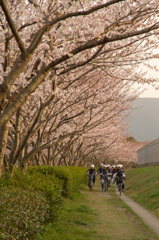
[118,164,123,168]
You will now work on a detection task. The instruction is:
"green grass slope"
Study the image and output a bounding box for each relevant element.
[125,165,159,218]
[37,183,159,240]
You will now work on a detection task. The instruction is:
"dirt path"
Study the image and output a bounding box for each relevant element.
[81,179,159,240]
[117,190,159,236]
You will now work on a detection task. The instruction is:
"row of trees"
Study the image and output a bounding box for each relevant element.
[0,0,159,176]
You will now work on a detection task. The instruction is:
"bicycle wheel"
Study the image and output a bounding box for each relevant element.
[118,183,122,195]
[90,179,93,191]
[104,179,108,192]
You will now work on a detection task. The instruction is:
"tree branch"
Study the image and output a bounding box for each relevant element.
[0,0,27,55]
[0,20,159,128]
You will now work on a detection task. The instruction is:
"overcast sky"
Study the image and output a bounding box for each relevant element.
[135,58,159,98]
[140,84,159,98]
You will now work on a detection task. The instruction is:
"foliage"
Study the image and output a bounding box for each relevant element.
[0,166,87,240]
[27,165,87,197]
[0,186,49,240]
[127,136,136,141]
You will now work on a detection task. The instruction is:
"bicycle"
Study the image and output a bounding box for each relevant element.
[107,172,112,187]
[117,176,124,195]
[88,174,94,191]
[118,182,122,195]
[103,174,109,192]
[99,173,104,190]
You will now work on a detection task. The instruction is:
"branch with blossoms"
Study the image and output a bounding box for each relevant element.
[1,0,159,175]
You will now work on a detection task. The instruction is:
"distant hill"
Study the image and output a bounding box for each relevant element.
[127,98,159,142]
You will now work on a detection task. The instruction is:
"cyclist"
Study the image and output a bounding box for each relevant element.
[111,165,117,175]
[97,163,104,188]
[115,164,126,192]
[106,164,111,172]
[97,163,104,174]
[103,164,107,174]
[106,165,112,187]
[86,164,97,187]
[111,165,117,184]
[102,165,109,190]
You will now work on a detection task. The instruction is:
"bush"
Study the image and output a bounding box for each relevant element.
[0,186,49,240]
[27,166,87,198]
[13,169,64,220]
[0,166,87,239]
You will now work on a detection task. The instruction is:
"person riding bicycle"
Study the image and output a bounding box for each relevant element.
[106,165,112,187]
[111,165,117,184]
[102,165,107,174]
[111,165,117,175]
[97,163,104,188]
[101,165,109,190]
[102,165,108,180]
[97,163,104,174]
[87,164,97,187]
[115,164,126,191]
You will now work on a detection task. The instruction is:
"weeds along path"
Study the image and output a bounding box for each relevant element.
[81,179,159,240]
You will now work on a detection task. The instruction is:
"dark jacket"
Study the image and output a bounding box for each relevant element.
[87,168,97,175]
[97,167,103,174]
[116,169,125,176]
[102,169,108,175]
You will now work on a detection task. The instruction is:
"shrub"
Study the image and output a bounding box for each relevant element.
[0,166,87,239]
[0,186,49,240]
[27,166,87,198]
[13,169,64,220]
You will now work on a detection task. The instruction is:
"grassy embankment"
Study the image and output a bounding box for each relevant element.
[125,165,159,218]
[37,170,159,240]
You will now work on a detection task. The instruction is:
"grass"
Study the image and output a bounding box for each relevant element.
[86,183,159,240]
[36,190,97,240]
[2,165,159,240]
[37,177,159,240]
[125,165,159,218]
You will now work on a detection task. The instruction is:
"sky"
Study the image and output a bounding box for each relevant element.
[134,58,159,98]
[139,84,159,98]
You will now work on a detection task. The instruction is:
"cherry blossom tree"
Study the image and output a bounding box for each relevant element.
[5,68,130,168]
[1,0,159,176]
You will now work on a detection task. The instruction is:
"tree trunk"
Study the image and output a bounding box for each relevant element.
[0,123,9,177]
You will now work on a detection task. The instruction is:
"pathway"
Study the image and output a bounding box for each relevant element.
[117,191,159,236]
